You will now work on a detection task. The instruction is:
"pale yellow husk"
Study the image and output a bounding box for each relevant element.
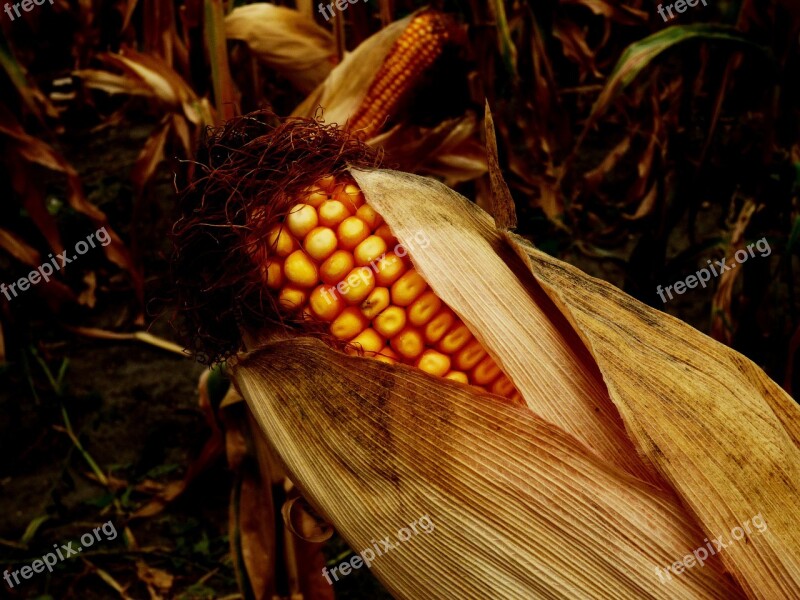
[504,232,800,599]
[350,167,800,599]
[233,338,744,600]
[351,168,661,485]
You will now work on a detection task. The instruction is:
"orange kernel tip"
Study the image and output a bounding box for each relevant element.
[314,175,337,192]
[347,328,385,354]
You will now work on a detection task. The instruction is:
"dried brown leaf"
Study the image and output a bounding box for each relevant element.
[281,495,334,543]
[135,561,174,600]
[0,227,41,266]
[711,199,757,343]
[226,3,336,93]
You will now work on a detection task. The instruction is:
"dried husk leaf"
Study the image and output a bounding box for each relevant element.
[281,495,334,543]
[233,338,744,600]
[0,226,41,266]
[503,233,800,599]
[352,165,800,597]
[292,13,413,125]
[350,168,661,485]
[370,113,488,186]
[225,4,335,93]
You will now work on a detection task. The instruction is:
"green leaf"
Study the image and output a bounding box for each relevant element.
[575,24,774,153]
[20,514,50,545]
[489,0,518,82]
[206,364,230,409]
[84,492,115,509]
[786,216,800,255]
[598,24,769,116]
[146,463,181,479]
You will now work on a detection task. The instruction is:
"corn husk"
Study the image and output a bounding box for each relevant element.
[352,168,660,484]
[231,156,799,598]
[234,338,744,599]
[225,4,336,94]
[504,232,800,599]
[352,167,800,598]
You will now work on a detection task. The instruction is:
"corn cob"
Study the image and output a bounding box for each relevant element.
[252,175,522,403]
[348,11,461,139]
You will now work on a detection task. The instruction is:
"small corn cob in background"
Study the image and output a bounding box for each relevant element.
[251,175,521,403]
[347,10,463,139]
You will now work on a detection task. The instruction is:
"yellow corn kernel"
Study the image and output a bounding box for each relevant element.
[335,183,365,211]
[337,217,370,251]
[444,370,469,384]
[354,235,388,267]
[372,346,399,364]
[264,260,283,289]
[304,226,338,261]
[472,355,501,385]
[438,323,472,354]
[360,287,390,319]
[417,349,451,377]
[374,223,397,247]
[318,200,352,228]
[374,252,406,286]
[286,203,319,239]
[356,204,383,230]
[304,188,329,208]
[309,285,344,321]
[391,326,424,359]
[314,175,336,192]
[407,290,442,327]
[453,339,487,371]
[278,285,307,310]
[373,306,407,338]
[267,225,298,257]
[424,307,455,344]
[491,375,516,398]
[339,266,375,304]
[391,269,427,306]
[348,328,385,354]
[284,250,319,288]
[331,306,368,340]
[320,249,354,285]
